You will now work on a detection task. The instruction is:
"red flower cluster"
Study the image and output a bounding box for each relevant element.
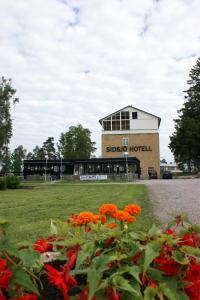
[12,294,38,300]
[66,244,80,269]
[45,264,77,300]
[0,259,12,292]
[107,287,122,300]
[184,260,200,300]
[154,243,180,276]
[33,237,53,253]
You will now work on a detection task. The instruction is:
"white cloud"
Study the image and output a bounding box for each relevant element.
[1,0,200,162]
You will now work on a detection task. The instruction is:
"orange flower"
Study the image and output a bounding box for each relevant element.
[99,204,117,216]
[113,210,136,223]
[93,214,107,224]
[75,212,94,225]
[106,223,117,229]
[124,204,141,216]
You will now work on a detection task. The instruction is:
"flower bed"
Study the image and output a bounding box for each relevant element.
[0,203,200,300]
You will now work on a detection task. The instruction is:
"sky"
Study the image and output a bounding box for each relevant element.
[1,0,200,162]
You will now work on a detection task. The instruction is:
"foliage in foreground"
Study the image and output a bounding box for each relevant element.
[0,176,20,190]
[0,204,200,300]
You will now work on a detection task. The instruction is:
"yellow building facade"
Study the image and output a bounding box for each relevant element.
[100,106,161,178]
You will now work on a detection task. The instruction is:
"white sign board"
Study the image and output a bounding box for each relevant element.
[80,175,108,181]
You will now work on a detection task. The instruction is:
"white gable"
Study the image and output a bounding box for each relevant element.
[99,105,161,134]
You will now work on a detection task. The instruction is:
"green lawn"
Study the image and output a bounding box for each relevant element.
[0,182,156,243]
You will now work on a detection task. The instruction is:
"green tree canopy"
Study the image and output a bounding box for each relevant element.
[169,57,200,171]
[0,77,18,172]
[31,145,46,160]
[57,124,96,159]
[11,145,27,173]
[42,137,56,159]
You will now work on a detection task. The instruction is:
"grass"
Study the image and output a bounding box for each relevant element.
[0,182,156,243]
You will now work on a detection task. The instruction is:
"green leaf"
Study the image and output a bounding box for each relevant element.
[143,241,162,273]
[148,224,161,237]
[76,241,94,269]
[11,267,39,295]
[50,219,58,235]
[181,245,200,258]
[0,236,18,257]
[18,248,40,267]
[129,231,147,241]
[193,224,200,234]
[129,265,141,283]
[159,283,176,300]
[144,287,157,300]
[109,265,141,284]
[88,267,102,300]
[147,268,163,282]
[176,290,189,300]
[92,254,113,271]
[172,250,189,264]
[112,275,142,299]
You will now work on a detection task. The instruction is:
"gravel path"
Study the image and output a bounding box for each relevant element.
[140,179,200,224]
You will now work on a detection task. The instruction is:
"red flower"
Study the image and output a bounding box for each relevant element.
[148,279,157,289]
[184,262,200,300]
[76,288,97,300]
[95,250,101,256]
[45,264,77,300]
[131,253,141,264]
[154,258,179,276]
[33,238,53,253]
[14,294,38,300]
[106,237,115,247]
[179,233,199,247]
[66,245,80,269]
[106,287,121,300]
[0,259,12,290]
[164,229,174,235]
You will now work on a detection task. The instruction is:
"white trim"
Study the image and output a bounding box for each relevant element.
[102,129,158,134]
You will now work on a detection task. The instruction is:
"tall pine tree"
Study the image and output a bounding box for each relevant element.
[169,58,200,171]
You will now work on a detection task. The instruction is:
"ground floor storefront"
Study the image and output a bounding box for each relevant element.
[23,157,141,181]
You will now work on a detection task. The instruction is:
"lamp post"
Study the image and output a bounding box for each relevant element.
[0,160,3,174]
[60,157,63,181]
[45,156,48,181]
[124,152,128,181]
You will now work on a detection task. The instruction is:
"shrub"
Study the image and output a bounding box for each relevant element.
[0,177,6,190]
[0,204,199,300]
[6,175,20,189]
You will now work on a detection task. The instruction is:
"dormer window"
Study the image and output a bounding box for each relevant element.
[102,111,130,131]
[132,112,138,119]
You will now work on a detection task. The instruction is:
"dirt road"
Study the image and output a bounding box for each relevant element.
[141,179,200,224]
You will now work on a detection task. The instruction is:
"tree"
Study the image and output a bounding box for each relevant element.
[11,145,27,173]
[42,137,56,159]
[0,77,18,172]
[57,124,96,159]
[32,146,46,160]
[169,57,200,171]
[160,158,167,164]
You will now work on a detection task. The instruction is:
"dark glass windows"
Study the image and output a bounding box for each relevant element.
[102,111,130,131]
[132,112,138,119]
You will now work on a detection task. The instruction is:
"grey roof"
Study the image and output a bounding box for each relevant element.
[99,105,161,127]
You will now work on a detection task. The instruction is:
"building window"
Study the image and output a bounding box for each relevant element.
[132,112,138,119]
[103,120,111,130]
[102,110,130,131]
[112,120,120,130]
[121,111,129,119]
[121,120,130,130]
[122,137,129,146]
